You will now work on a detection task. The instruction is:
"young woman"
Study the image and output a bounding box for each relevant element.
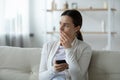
[39,9,92,80]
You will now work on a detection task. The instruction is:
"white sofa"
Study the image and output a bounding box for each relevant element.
[0,47,41,80]
[0,46,120,80]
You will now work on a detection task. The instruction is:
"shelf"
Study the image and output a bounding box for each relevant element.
[46,31,117,35]
[46,0,117,50]
[47,8,116,12]
[82,32,117,34]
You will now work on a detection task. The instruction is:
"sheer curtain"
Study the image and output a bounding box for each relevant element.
[0,0,31,47]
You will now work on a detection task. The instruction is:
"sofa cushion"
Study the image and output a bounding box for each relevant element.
[0,47,41,80]
[89,50,120,80]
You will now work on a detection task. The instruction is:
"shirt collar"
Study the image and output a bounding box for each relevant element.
[71,37,77,46]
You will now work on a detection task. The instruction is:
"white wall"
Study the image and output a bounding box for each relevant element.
[29,0,120,51]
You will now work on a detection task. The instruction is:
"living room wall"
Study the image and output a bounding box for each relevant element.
[29,0,120,51]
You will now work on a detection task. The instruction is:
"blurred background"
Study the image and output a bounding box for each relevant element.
[0,0,120,51]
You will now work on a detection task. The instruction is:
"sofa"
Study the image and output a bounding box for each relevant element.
[0,46,120,80]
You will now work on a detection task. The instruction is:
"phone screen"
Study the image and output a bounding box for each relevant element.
[56,60,66,64]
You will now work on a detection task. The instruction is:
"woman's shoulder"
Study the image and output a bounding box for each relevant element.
[43,40,58,48]
[42,40,59,55]
[77,39,91,50]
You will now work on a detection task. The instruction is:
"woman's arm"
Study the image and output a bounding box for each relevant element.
[65,45,92,80]
[39,43,58,80]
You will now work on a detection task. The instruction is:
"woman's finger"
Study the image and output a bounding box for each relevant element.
[61,31,70,40]
[60,32,66,41]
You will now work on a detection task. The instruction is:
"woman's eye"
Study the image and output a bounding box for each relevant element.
[64,24,69,27]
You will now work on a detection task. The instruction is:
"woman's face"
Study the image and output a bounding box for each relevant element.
[59,15,79,38]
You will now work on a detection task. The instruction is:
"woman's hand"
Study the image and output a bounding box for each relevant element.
[54,63,68,72]
[60,31,73,48]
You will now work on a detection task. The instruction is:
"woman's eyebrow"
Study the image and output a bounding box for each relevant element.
[59,22,72,25]
[64,23,71,25]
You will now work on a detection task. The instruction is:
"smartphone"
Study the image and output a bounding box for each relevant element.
[56,60,66,64]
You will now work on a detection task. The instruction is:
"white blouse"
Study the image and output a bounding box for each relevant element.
[52,46,66,80]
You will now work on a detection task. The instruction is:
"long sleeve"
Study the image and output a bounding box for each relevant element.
[39,43,58,80]
[65,44,92,80]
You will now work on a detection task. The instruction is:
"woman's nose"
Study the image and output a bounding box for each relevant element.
[60,26,64,31]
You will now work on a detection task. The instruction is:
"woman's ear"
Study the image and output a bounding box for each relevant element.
[75,26,80,32]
